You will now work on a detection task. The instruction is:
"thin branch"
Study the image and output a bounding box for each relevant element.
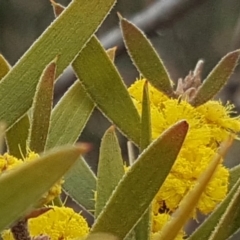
[100,0,207,50]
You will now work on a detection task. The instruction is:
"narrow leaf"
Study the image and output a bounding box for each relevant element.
[134,80,152,240]
[140,80,151,151]
[0,55,10,81]
[73,36,141,144]
[29,59,56,153]
[6,115,30,158]
[155,137,233,240]
[91,121,188,239]
[86,233,120,240]
[120,17,174,98]
[3,60,30,158]
[230,164,240,189]
[0,0,116,129]
[46,81,94,150]
[95,126,125,218]
[190,50,240,106]
[0,144,89,231]
[189,138,237,240]
[189,178,240,240]
[134,214,151,240]
[63,157,97,212]
[209,179,240,240]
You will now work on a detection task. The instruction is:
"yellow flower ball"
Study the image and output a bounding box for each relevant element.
[152,213,185,240]
[196,100,240,144]
[128,78,236,215]
[0,153,22,171]
[2,206,89,240]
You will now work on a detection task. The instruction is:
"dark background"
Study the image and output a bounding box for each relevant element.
[1,0,240,238]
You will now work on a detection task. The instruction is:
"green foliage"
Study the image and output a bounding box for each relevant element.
[72,36,141,144]
[45,81,94,150]
[6,115,30,158]
[189,178,240,240]
[190,50,240,106]
[120,17,175,98]
[134,80,152,240]
[0,0,116,129]
[91,121,188,239]
[95,126,125,218]
[63,157,97,212]
[29,59,56,153]
[0,1,240,240]
[0,145,86,231]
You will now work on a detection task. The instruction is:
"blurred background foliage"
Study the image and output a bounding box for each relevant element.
[1,0,240,172]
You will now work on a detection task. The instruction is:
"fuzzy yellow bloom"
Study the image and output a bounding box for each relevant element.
[128,78,238,214]
[2,206,89,240]
[0,151,63,204]
[0,153,22,171]
[196,101,240,144]
[152,213,185,240]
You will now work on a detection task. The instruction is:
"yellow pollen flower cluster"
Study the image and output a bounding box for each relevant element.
[128,79,240,216]
[152,213,185,240]
[2,206,89,240]
[0,151,63,204]
[0,153,22,171]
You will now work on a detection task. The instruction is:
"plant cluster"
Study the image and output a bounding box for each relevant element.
[0,1,240,240]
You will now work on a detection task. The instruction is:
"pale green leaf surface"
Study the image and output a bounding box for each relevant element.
[229,164,240,189]
[29,60,56,153]
[188,163,240,240]
[134,211,151,240]
[63,157,97,212]
[135,80,152,240]
[0,0,116,129]
[91,121,188,239]
[3,60,30,158]
[86,233,120,240]
[120,18,174,98]
[190,50,240,106]
[0,145,86,231]
[95,126,125,218]
[189,178,240,240]
[209,178,240,240]
[46,81,94,150]
[72,36,141,145]
[46,80,95,212]
[6,115,30,158]
[140,80,151,151]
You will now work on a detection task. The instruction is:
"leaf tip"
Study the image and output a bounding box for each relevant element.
[224,49,240,67]
[50,0,65,17]
[53,55,59,63]
[177,119,189,131]
[143,79,149,88]
[75,142,92,154]
[108,125,116,132]
[117,12,123,21]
